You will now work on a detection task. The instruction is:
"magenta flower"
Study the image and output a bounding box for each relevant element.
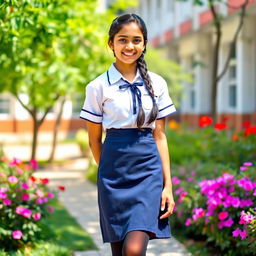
[3,198,12,205]
[232,228,241,238]
[30,159,38,170]
[218,211,229,220]
[22,209,32,218]
[240,166,247,171]
[172,176,180,185]
[192,208,205,221]
[42,197,48,203]
[240,199,253,207]
[243,162,253,166]
[253,190,256,196]
[12,230,23,240]
[0,187,8,193]
[36,189,44,197]
[185,218,191,226]
[9,158,22,167]
[21,182,29,189]
[33,212,41,221]
[36,198,44,205]
[231,197,240,208]
[223,218,234,227]
[8,176,18,184]
[243,181,254,191]
[47,192,55,198]
[240,229,247,240]
[21,194,30,201]
[0,192,7,199]
[178,191,187,203]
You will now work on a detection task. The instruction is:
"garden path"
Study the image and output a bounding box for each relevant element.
[36,158,191,256]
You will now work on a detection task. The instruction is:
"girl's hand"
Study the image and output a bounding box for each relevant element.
[159,187,175,219]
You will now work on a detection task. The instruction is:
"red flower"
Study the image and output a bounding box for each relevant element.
[232,134,239,141]
[40,178,49,184]
[57,185,65,191]
[29,176,37,182]
[242,121,251,128]
[244,126,256,136]
[199,116,213,128]
[214,123,227,130]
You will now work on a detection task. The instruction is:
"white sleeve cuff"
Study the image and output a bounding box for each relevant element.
[80,109,102,123]
[157,104,176,119]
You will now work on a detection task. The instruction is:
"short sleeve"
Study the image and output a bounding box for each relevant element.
[79,82,103,123]
[156,78,176,119]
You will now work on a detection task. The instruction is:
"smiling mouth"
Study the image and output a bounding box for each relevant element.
[122,52,136,57]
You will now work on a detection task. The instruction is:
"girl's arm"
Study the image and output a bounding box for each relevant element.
[86,121,103,165]
[153,118,175,219]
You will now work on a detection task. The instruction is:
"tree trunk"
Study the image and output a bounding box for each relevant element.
[48,97,66,163]
[31,111,39,160]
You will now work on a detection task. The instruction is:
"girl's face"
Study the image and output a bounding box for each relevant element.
[109,22,145,66]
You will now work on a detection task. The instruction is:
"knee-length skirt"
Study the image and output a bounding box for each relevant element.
[97,128,171,243]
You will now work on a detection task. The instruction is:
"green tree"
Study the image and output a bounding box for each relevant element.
[0,0,136,160]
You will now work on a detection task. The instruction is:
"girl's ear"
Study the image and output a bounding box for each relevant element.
[108,41,114,50]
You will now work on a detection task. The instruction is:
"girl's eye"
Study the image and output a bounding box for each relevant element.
[133,39,141,44]
[119,39,127,43]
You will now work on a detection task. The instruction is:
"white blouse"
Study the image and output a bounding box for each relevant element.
[80,63,176,130]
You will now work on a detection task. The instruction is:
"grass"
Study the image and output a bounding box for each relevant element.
[1,199,97,256]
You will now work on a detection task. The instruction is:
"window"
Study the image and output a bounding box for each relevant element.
[0,98,10,114]
[227,44,237,108]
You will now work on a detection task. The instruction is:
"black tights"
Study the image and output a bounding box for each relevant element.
[110,230,150,256]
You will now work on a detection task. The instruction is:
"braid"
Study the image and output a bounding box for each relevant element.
[137,54,158,125]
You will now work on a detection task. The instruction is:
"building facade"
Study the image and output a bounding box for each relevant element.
[131,0,256,129]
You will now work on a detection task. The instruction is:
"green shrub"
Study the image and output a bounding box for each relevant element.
[75,129,90,157]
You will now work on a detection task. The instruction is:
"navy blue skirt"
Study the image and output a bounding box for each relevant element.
[97,128,171,243]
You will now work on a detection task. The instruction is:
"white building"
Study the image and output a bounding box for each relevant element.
[131,0,256,129]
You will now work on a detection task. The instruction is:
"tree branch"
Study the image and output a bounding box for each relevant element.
[217,0,249,82]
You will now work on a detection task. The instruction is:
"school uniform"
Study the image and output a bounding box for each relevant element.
[80,63,176,243]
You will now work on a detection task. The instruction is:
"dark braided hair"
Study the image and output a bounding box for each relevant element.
[108,13,158,128]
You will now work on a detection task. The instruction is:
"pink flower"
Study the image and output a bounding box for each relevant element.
[36,198,44,205]
[223,218,234,227]
[22,209,32,218]
[243,181,254,191]
[0,172,6,177]
[30,159,38,170]
[12,230,22,240]
[178,191,187,203]
[42,197,48,203]
[192,208,205,221]
[240,166,247,171]
[174,187,184,195]
[33,212,41,221]
[3,198,12,205]
[240,229,247,240]
[231,197,240,208]
[172,176,180,185]
[16,206,25,214]
[36,189,44,197]
[243,162,253,166]
[0,192,7,199]
[9,158,22,167]
[232,228,241,237]
[218,211,229,220]
[16,168,23,175]
[0,187,8,193]
[47,205,54,213]
[21,183,29,189]
[47,192,55,198]
[253,190,256,196]
[21,194,30,201]
[240,199,253,207]
[185,218,191,226]
[239,210,254,224]
[8,176,18,184]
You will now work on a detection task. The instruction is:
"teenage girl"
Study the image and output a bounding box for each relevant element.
[80,13,176,256]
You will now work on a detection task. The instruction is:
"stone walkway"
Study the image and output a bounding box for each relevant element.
[35,159,191,256]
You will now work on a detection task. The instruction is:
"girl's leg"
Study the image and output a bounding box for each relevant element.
[110,240,124,256]
[122,230,150,256]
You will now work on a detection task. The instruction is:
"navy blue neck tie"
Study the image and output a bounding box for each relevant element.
[119,81,144,115]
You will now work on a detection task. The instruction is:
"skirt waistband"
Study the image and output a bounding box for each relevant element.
[106,128,152,136]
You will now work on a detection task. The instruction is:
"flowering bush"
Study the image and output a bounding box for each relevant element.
[0,156,61,251]
[172,162,256,255]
